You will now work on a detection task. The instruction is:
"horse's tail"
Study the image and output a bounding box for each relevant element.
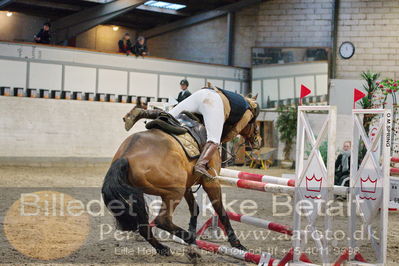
[101,157,148,232]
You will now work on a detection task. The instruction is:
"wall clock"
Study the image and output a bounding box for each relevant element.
[339,41,355,59]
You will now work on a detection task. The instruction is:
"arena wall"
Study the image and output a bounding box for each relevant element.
[0,96,144,161]
[255,0,334,47]
[0,11,47,43]
[335,0,399,79]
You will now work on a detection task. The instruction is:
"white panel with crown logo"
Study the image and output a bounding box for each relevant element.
[355,147,383,224]
[299,155,327,223]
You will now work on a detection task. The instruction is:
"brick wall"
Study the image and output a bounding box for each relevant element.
[255,0,334,47]
[233,6,259,67]
[147,17,228,65]
[335,0,399,79]
[147,0,335,67]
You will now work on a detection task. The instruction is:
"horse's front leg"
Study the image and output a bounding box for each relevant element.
[154,193,201,259]
[184,188,200,238]
[202,181,247,251]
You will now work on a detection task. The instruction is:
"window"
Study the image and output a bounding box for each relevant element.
[144,1,186,10]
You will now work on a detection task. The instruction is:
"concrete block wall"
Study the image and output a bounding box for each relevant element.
[336,0,399,79]
[146,17,228,65]
[255,0,334,47]
[233,6,260,67]
[0,96,146,159]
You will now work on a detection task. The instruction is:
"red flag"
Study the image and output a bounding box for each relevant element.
[354,88,366,103]
[300,85,311,99]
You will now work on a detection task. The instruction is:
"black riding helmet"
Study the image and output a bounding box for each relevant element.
[180,79,189,86]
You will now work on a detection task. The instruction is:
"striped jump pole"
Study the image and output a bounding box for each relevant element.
[226,211,293,235]
[216,175,295,194]
[170,236,312,265]
[217,175,348,196]
[158,226,277,264]
[221,168,295,187]
[198,211,292,236]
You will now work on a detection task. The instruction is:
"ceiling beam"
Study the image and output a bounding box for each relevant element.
[13,0,81,11]
[0,0,14,9]
[53,0,147,43]
[142,0,262,39]
[136,5,189,16]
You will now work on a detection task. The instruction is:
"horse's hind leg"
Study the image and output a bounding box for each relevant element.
[154,194,200,259]
[184,188,200,238]
[202,181,247,250]
[136,197,172,256]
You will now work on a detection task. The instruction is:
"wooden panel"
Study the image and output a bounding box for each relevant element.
[0,59,26,88]
[224,80,241,93]
[207,79,224,89]
[262,79,278,102]
[186,77,205,93]
[279,77,295,99]
[316,74,328,95]
[98,69,128,95]
[262,121,274,147]
[295,75,315,97]
[130,72,157,97]
[64,66,96,92]
[30,62,62,91]
[159,74,185,98]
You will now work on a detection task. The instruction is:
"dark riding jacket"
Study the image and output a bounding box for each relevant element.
[207,87,255,143]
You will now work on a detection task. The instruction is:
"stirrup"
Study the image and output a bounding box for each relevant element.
[194,167,217,181]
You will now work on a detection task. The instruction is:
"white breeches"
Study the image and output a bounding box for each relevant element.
[169,89,224,144]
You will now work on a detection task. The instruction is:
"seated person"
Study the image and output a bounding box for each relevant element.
[335,141,351,186]
[34,23,51,44]
[177,79,191,103]
[118,33,133,55]
[132,36,148,56]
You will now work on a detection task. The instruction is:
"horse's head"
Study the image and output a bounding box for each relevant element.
[123,101,148,131]
[241,95,261,149]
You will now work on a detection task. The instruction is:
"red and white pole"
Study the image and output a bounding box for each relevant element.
[220,168,295,187]
[216,175,295,194]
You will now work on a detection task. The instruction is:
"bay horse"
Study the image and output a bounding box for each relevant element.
[102,107,259,258]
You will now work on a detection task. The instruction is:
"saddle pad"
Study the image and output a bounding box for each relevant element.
[171,132,200,159]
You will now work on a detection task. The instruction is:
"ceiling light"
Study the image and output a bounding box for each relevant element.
[144,1,186,10]
[112,26,119,31]
[6,11,13,17]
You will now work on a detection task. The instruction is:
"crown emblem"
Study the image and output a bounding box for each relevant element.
[360,176,377,194]
[305,174,322,192]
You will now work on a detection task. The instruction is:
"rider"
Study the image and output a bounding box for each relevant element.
[123,84,259,180]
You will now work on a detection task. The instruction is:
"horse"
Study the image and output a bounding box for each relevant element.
[101,105,259,258]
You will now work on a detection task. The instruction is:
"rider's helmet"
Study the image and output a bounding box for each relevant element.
[180,79,189,86]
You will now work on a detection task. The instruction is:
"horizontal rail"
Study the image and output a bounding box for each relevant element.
[218,170,349,196]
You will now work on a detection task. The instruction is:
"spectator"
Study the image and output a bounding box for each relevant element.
[334,141,351,186]
[132,36,148,56]
[118,33,133,55]
[34,22,51,44]
[177,79,191,103]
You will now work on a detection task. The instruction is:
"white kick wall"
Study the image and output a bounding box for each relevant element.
[251,61,328,108]
[0,41,249,162]
[0,41,247,99]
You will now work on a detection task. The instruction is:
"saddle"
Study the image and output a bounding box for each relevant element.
[145,111,207,159]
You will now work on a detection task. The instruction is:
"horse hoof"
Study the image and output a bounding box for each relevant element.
[187,250,201,260]
[157,246,172,256]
